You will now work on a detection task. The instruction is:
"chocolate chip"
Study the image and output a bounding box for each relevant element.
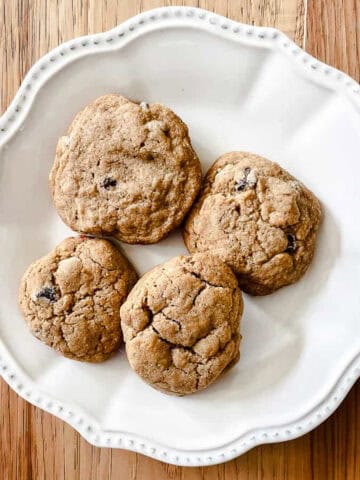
[101,177,117,189]
[235,178,247,191]
[36,286,57,303]
[285,234,297,254]
[162,127,170,138]
[235,167,253,192]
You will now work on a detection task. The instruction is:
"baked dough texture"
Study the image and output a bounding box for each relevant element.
[19,236,137,362]
[49,94,202,244]
[184,152,322,295]
[120,253,243,395]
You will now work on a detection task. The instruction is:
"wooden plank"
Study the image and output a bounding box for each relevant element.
[0,1,359,479]
[306,0,360,81]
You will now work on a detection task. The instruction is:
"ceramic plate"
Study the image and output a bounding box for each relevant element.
[0,6,359,467]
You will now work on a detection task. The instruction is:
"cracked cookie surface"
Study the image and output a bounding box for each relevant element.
[120,253,243,395]
[49,94,202,244]
[19,236,137,362]
[183,152,322,295]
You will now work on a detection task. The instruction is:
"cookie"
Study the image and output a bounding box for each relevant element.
[49,94,202,244]
[120,253,243,395]
[19,236,137,362]
[183,152,322,295]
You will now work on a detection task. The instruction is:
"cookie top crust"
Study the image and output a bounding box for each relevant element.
[120,253,243,395]
[184,152,322,295]
[49,94,202,244]
[19,236,137,362]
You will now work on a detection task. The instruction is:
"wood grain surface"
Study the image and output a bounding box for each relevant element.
[0,1,359,479]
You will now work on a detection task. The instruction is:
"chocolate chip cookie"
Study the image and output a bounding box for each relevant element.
[183,152,322,295]
[19,236,137,362]
[49,94,202,244]
[120,253,243,395]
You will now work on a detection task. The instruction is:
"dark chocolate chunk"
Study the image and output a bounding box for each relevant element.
[235,178,247,191]
[285,234,297,254]
[36,286,57,303]
[101,177,117,189]
[235,167,253,192]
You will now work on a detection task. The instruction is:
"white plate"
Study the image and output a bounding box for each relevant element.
[0,6,359,467]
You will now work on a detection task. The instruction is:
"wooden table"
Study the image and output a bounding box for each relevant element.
[0,1,359,478]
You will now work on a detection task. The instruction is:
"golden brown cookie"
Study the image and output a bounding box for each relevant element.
[183,152,322,295]
[49,94,202,244]
[120,253,243,395]
[19,236,137,362]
